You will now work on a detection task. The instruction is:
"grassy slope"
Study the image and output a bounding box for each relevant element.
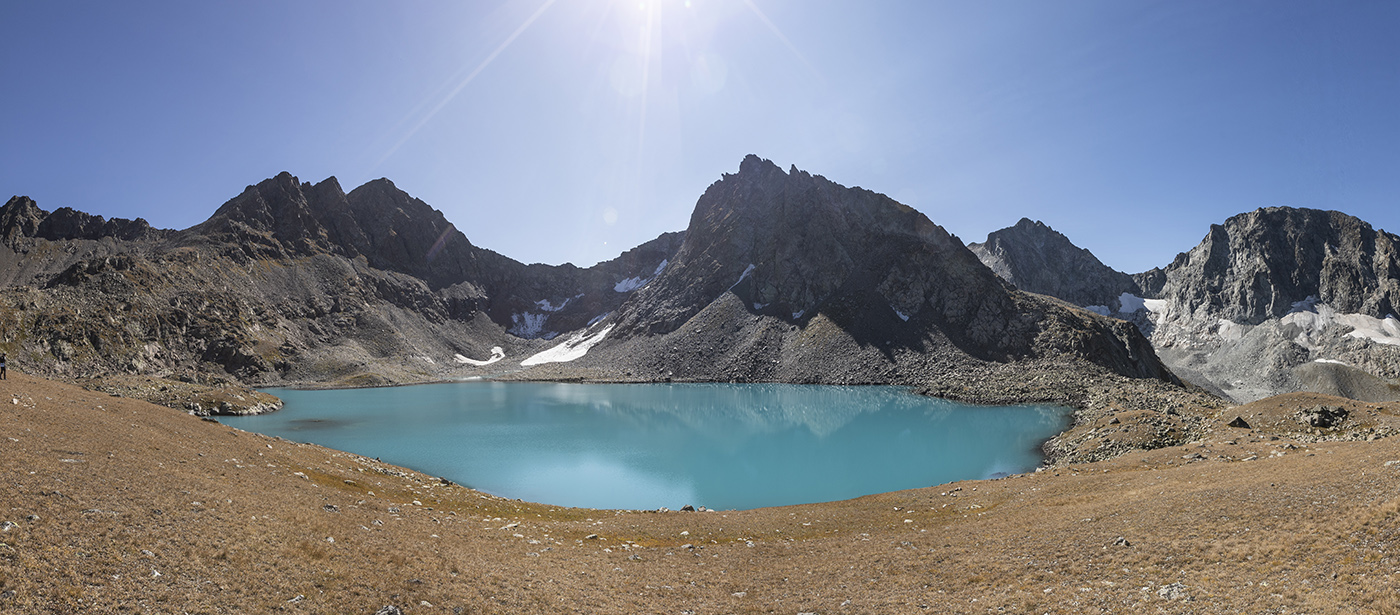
[3,373,1400,614]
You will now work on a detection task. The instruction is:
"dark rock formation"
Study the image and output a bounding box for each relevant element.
[1,196,165,246]
[969,218,1141,311]
[586,156,1176,385]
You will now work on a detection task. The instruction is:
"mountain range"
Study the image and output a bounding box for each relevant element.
[971,209,1400,403]
[3,155,1395,416]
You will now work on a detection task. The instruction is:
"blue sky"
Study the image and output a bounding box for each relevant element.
[3,1,1397,273]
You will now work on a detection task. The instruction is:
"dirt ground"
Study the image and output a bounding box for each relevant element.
[4,372,1400,614]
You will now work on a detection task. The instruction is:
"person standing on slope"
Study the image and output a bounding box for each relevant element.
[1,352,7,379]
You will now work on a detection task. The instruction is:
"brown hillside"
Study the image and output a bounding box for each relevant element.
[3,374,1400,613]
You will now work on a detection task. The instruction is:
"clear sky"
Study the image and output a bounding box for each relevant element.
[3,1,1398,273]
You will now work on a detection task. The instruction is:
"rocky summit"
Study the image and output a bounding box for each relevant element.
[969,217,1141,312]
[528,156,1176,404]
[0,155,1186,417]
[974,207,1400,404]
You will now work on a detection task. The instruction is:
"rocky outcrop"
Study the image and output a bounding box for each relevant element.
[969,218,1141,311]
[1,196,166,246]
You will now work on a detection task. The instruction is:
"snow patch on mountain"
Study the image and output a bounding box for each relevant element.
[535,297,575,312]
[520,324,615,366]
[1285,307,1400,347]
[729,264,756,291]
[508,313,551,339]
[455,346,505,366]
[614,277,646,293]
[614,260,670,293]
[1118,293,1165,314]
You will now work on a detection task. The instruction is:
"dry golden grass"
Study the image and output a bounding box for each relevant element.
[3,373,1400,613]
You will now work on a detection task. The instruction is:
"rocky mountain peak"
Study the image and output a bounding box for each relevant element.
[1,195,165,247]
[969,218,1140,310]
[1157,206,1400,325]
[183,172,486,290]
[1,196,46,245]
[614,156,971,337]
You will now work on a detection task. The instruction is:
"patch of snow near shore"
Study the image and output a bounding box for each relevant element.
[455,347,505,366]
[1118,293,1165,314]
[892,306,910,322]
[520,324,615,366]
[1313,358,1350,366]
[1084,305,1110,316]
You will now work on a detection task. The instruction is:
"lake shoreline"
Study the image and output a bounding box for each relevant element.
[5,371,1399,613]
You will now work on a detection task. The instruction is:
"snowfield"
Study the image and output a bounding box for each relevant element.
[1118,293,1165,314]
[614,260,669,293]
[1278,298,1400,346]
[454,347,505,366]
[520,324,615,366]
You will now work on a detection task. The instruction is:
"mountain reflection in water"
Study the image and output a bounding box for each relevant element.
[225,382,1070,510]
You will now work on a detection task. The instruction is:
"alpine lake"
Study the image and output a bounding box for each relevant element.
[223,382,1071,511]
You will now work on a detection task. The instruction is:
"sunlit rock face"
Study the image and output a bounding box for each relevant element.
[970,205,1400,403]
[1149,207,1400,336]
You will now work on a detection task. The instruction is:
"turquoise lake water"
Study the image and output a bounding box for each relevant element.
[222,382,1070,510]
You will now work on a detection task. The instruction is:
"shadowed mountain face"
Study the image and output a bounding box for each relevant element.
[969,218,1141,311]
[1,196,168,245]
[0,157,1179,402]
[590,156,1175,385]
